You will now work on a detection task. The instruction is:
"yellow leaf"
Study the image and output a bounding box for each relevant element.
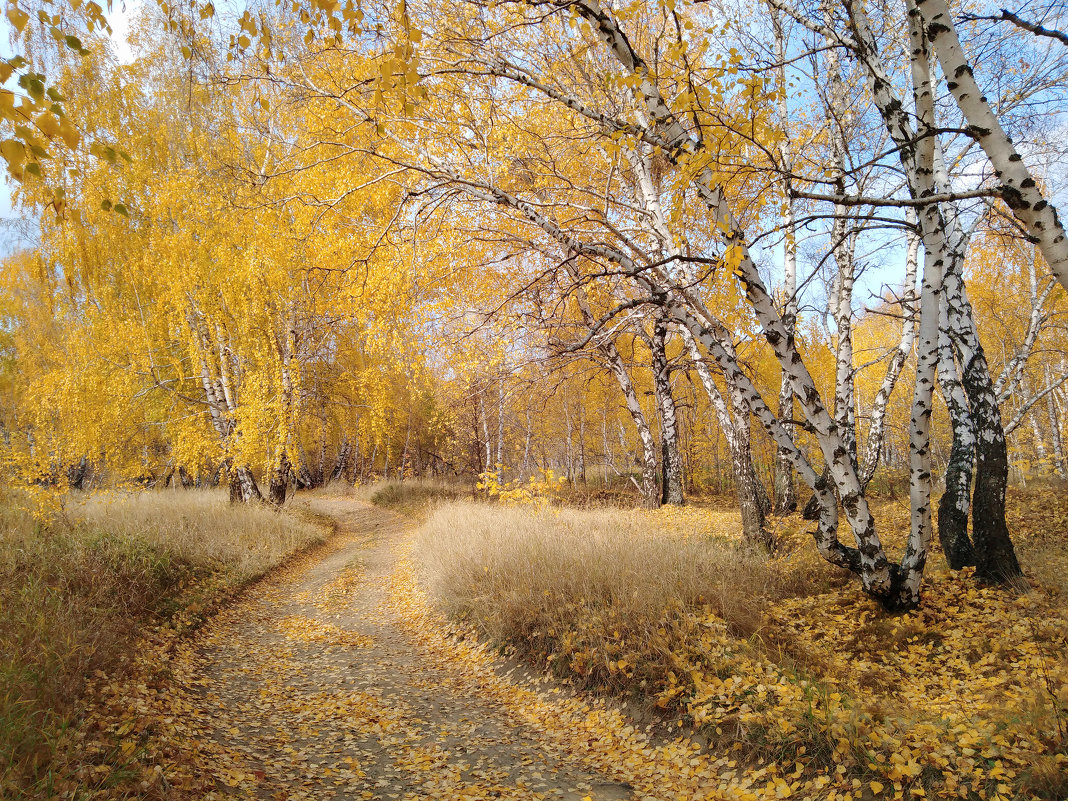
[6,6,29,32]
[33,119,57,145]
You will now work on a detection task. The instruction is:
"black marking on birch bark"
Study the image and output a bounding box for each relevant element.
[1002,186,1028,210]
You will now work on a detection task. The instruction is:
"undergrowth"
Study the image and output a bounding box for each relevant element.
[415,490,1068,801]
[0,487,325,797]
[367,478,470,519]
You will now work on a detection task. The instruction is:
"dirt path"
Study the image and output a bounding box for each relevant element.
[183,498,636,801]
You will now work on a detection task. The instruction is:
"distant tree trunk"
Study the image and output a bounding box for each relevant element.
[229,465,262,504]
[602,408,611,486]
[331,437,351,483]
[316,434,327,486]
[356,444,365,481]
[681,324,770,547]
[367,441,379,481]
[177,466,194,488]
[604,345,659,507]
[651,313,684,505]
[1025,377,1048,467]
[564,405,574,485]
[730,375,772,517]
[480,391,493,477]
[66,456,88,490]
[579,414,587,486]
[401,414,412,479]
[497,381,505,480]
[1046,367,1067,478]
[296,445,317,489]
[522,410,533,480]
[268,451,292,506]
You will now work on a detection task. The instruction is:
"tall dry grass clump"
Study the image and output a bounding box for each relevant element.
[415,501,842,697]
[0,487,324,794]
[77,489,323,581]
[309,478,469,519]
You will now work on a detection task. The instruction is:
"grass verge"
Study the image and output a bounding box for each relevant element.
[415,492,1068,801]
[0,487,325,797]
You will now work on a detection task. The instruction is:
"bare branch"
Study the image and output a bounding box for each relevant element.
[962,8,1068,48]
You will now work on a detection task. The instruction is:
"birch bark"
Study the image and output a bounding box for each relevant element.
[651,312,684,505]
[915,0,1068,293]
[936,311,978,569]
[859,222,920,487]
[772,3,799,514]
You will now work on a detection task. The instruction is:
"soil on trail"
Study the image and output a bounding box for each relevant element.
[184,498,636,801]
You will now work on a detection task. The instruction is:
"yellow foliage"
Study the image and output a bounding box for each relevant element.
[476,467,567,506]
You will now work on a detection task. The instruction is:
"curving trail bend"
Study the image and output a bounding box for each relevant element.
[178,498,643,801]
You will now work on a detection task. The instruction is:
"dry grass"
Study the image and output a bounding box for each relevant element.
[419,503,753,625]
[0,487,325,795]
[76,489,324,581]
[415,502,844,694]
[309,477,469,517]
[414,493,1068,800]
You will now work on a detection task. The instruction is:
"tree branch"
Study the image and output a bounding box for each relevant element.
[962,9,1068,48]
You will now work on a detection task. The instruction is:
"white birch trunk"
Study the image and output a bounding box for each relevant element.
[772,3,799,513]
[681,326,770,546]
[915,0,1068,293]
[1047,367,1068,478]
[479,391,492,477]
[936,301,978,569]
[859,222,920,486]
[651,313,684,505]
[496,379,505,480]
